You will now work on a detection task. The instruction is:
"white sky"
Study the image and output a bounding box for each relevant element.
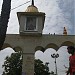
[0,0,74,75]
[35,46,70,75]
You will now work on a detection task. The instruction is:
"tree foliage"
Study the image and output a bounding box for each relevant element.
[2,52,50,75]
[2,52,22,75]
[34,59,50,75]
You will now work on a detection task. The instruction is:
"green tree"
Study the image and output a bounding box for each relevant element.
[2,52,22,75]
[2,52,50,75]
[0,0,11,49]
[34,59,50,75]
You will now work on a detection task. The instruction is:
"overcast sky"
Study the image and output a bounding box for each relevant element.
[0,0,74,75]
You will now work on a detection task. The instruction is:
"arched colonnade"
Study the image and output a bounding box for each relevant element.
[1,34,75,75]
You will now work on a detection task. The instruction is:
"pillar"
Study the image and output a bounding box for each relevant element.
[22,53,34,75]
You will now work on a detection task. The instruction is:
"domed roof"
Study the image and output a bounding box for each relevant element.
[25,5,38,12]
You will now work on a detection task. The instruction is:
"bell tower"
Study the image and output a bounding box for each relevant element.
[17,0,45,36]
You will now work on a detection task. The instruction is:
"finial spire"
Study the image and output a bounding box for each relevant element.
[32,0,34,6]
[63,27,67,35]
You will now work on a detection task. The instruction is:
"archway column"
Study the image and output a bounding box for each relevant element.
[22,53,34,75]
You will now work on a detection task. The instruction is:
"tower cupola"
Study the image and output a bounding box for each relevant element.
[17,0,45,36]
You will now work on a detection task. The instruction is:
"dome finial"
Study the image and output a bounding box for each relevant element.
[63,27,67,35]
[32,0,34,6]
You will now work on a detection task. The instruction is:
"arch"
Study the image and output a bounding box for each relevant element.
[45,43,59,51]
[61,41,75,47]
[2,43,22,52]
[35,43,59,52]
[2,43,12,50]
[35,46,45,52]
[13,46,22,52]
